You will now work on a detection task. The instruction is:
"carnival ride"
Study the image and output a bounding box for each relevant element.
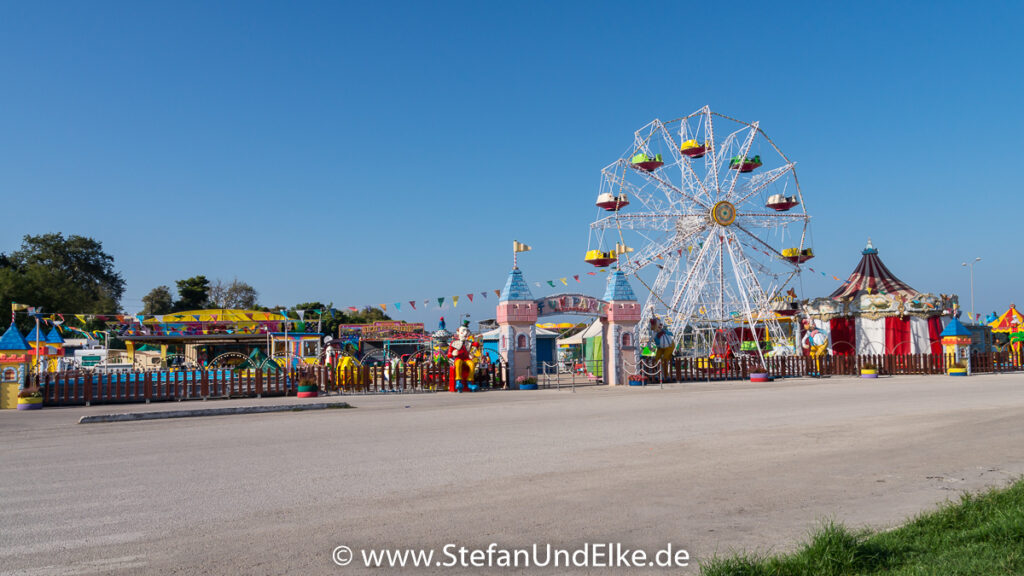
[587,106,812,363]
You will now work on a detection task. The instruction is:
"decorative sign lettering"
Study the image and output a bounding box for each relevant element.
[535,294,608,317]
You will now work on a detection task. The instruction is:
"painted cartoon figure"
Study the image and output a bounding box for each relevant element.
[801,319,829,374]
[447,320,481,392]
[649,318,675,377]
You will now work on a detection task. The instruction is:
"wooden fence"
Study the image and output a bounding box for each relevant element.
[32,363,506,406]
[657,351,1024,382]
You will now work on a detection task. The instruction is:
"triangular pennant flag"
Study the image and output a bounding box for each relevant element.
[534,282,541,287]
[547,280,555,287]
[560,278,568,286]
[453,296,459,308]
[574,275,580,282]
[76,314,86,324]
[192,315,200,322]
[833,276,840,281]
[438,297,445,307]
[494,290,501,297]
[467,294,474,302]
[587,272,596,276]
[394,303,401,311]
[409,301,416,310]
[481,292,487,299]
[424,299,430,308]
[348,307,358,312]
[297,310,305,321]
[380,304,387,311]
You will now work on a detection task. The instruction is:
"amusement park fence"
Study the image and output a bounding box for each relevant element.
[32,363,507,407]
[651,351,1024,381]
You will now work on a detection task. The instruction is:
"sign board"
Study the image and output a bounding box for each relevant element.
[535,294,608,317]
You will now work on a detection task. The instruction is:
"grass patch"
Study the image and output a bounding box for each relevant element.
[702,478,1024,576]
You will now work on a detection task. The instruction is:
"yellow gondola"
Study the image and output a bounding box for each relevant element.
[679,139,708,158]
[781,247,814,263]
[584,249,618,267]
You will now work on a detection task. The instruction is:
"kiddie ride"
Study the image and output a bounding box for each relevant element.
[446,320,482,392]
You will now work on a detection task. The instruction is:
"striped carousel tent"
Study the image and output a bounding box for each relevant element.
[803,240,952,356]
[829,239,917,299]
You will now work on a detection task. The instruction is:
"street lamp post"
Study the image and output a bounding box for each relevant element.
[961,257,982,323]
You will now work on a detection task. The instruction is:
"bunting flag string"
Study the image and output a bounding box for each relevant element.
[8,258,868,326]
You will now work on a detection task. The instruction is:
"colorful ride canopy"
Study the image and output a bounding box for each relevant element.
[988,304,1024,333]
[147,309,288,323]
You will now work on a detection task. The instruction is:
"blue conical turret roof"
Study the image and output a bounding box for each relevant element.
[603,270,638,301]
[0,324,29,351]
[46,327,65,345]
[499,268,534,302]
[940,317,972,338]
[25,325,45,344]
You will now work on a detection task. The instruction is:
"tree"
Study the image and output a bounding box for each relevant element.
[208,278,259,309]
[1,233,124,330]
[141,286,174,315]
[173,276,211,311]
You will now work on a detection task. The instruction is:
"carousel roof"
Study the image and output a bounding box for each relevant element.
[829,239,918,300]
[987,305,1024,333]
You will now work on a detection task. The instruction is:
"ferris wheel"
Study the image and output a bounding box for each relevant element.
[586,105,811,359]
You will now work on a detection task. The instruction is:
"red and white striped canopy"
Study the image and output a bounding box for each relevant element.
[830,240,917,300]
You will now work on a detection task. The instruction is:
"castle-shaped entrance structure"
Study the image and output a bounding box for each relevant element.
[496,267,641,387]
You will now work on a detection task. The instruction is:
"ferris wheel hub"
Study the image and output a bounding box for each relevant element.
[710,201,737,227]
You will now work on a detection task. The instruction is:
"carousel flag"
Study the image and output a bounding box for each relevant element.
[409,301,416,310]
[438,297,445,308]
[76,314,87,324]
[453,296,459,308]
[560,278,568,286]
[494,289,500,297]
[394,303,401,310]
[513,241,531,252]
[380,304,387,311]
[481,292,487,299]
[11,302,29,311]
[547,280,555,287]
[573,275,580,282]
[467,294,473,302]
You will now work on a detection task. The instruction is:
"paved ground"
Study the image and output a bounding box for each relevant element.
[2,374,1023,575]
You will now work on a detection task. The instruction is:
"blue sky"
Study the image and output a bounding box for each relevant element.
[2,1,1020,326]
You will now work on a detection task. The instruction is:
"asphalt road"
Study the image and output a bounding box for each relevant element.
[2,374,1023,575]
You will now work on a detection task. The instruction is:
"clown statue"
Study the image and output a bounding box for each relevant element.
[649,318,675,378]
[801,318,829,376]
[447,320,481,393]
